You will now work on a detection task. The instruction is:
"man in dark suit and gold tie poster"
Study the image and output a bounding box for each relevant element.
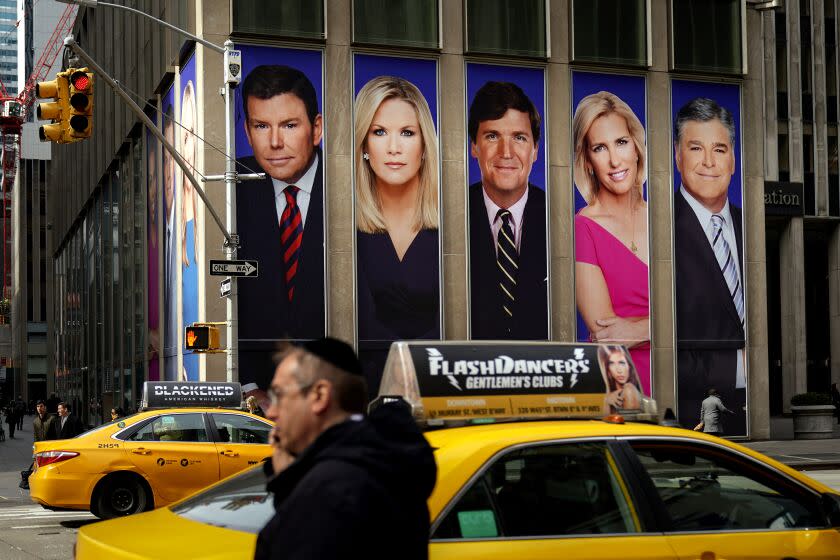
[236,62,326,389]
[468,81,548,340]
[673,96,746,436]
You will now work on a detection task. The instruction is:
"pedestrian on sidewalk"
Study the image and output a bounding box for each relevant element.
[56,402,84,439]
[4,403,17,439]
[255,338,437,560]
[832,383,840,425]
[694,388,735,437]
[21,400,57,489]
[14,395,25,431]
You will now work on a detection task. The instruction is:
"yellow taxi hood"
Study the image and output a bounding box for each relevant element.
[76,506,255,560]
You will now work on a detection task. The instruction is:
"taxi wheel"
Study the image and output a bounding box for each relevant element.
[93,474,152,519]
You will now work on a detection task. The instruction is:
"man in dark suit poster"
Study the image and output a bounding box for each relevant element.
[237,65,325,389]
[674,97,746,436]
[468,81,548,340]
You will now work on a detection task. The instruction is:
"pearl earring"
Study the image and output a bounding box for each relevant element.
[363,153,370,161]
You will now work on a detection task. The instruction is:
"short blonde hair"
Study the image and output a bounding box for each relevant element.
[354,76,439,233]
[573,91,646,204]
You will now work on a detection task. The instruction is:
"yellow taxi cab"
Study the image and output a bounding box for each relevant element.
[30,381,272,519]
[73,343,840,559]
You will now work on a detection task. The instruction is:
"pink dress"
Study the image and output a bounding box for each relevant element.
[575,213,651,395]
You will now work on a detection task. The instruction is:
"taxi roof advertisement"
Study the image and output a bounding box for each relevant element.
[142,382,243,409]
[407,344,611,420]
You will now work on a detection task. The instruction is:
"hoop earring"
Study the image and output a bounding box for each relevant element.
[363,152,370,161]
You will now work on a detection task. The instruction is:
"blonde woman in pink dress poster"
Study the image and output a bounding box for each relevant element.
[573,91,651,399]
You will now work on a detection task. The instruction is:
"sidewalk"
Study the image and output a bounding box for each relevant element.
[0,421,36,503]
[741,437,840,470]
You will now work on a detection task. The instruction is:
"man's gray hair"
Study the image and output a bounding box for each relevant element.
[674,97,736,147]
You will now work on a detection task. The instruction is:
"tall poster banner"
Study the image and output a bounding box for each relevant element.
[671,80,747,437]
[352,54,442,395]
[571,71,651,402]
[145,106,160,382]
[466,63,548,341]
[162,84,178,381]
[179,52,200,382]
[234,45,326,392]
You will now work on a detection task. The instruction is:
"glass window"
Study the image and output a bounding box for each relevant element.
[631,442,825,531]
[572,0,647,66]
[433,442,638,539]
[127,413,208,442]
[671,0,742,74]
[172,465,273,533]
[211,413,271,444]
[233,0,324,40]
[466,0,546,58]
[353,0,438,49]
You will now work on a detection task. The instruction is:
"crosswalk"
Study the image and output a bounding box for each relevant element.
[0,504,95,529]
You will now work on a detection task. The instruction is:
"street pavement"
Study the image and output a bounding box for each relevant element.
[0,417,95,559]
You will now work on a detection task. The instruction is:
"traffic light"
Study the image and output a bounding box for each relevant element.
[184,324,221,352]
[67,68,94,140]
[35,72,70,143]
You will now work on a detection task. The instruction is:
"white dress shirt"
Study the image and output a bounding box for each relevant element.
[483,186,529,256]
[680,186,746,389]
[273,153,319,227]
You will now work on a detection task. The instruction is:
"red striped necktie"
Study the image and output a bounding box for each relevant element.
[280,185,303,302]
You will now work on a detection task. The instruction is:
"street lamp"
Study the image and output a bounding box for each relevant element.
[56,0,260,384]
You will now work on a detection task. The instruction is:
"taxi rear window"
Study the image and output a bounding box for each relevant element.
[170,465,273,533]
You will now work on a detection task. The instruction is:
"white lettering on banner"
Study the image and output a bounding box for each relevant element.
[153,384,235,397]
[426,348,591,392]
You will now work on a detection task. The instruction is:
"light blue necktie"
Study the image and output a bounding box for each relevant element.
[709,214,745,326]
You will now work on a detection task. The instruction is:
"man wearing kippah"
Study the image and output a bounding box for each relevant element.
[255,337,437,560]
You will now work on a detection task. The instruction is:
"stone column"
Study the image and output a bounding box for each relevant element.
[829,224,840,388]
[440,0,467,340]
[547,0,573,341]
[780,217,808,411]
[744,6,770,439]
[648,3,675,410]
[325,0,355,343]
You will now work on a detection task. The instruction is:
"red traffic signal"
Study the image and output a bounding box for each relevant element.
[67,69,94,139]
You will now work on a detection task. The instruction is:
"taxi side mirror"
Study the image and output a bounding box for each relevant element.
[822,492,840,527]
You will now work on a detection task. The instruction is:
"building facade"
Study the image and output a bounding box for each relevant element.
[46,0,836,438]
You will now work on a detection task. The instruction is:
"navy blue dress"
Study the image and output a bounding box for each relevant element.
[357,228,440,394]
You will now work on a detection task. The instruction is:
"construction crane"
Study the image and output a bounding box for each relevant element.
[0,3,77,312]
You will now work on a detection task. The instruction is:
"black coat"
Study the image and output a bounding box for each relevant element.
[55,414,85,439]
[254,404,437,560]
[674,192,746,434]
[236,153,326,389]
[469,182,548,340]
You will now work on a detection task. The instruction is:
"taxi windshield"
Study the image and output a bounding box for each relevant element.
[170,465,273,533]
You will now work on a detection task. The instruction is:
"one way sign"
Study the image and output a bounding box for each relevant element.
[210,259,259,278]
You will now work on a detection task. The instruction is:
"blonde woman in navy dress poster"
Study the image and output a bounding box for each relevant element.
[354,59,441,394]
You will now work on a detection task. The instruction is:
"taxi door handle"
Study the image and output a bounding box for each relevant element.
[132,448,152,456]
[220,450,239,457]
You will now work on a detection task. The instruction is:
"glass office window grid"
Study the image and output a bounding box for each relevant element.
[353,0,439,49]
[572,0,647,67]
[54,140,148,424]
[466,0,547,58]
[671,0,743,75]
[233,0,325,40]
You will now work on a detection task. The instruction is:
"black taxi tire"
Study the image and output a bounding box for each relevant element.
[92,473,153,519]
